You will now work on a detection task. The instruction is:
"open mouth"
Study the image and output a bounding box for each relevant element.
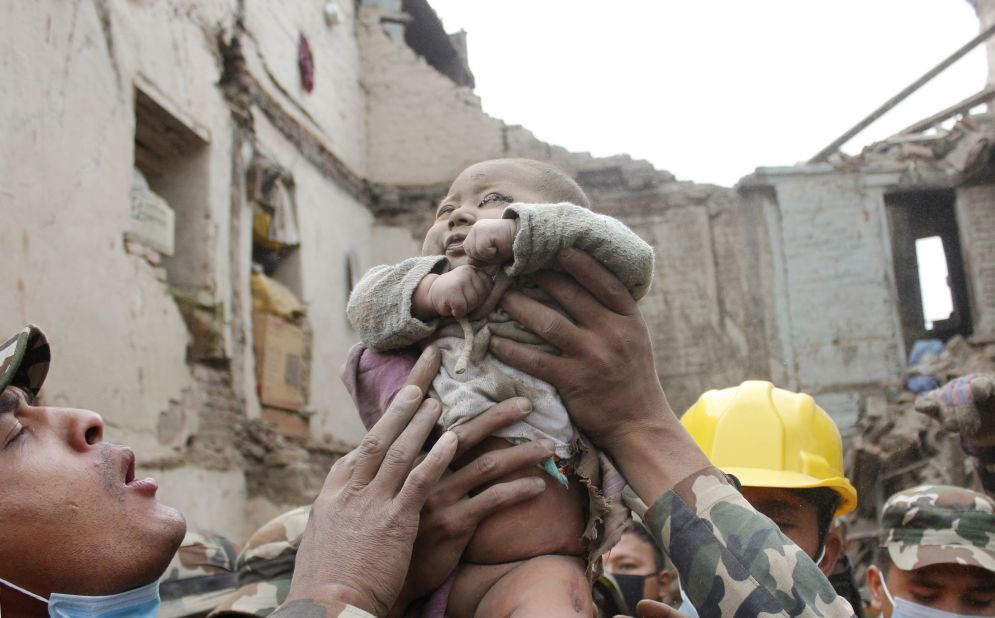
[122,448,136,485]
[120,447,158,495]
[446,234,466,254]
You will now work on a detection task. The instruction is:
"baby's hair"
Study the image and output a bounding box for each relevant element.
[504,159,591,209]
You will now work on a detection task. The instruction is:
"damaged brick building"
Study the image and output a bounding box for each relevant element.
[3,0,995,544]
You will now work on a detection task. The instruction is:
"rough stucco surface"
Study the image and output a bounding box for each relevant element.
[360,6,506,185]
[957,184,995,337]
[243,0,368,176]
[0,0,250,535]
[761,172,905,419]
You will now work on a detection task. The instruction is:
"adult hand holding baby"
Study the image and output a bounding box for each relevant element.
[491,248,712,506]
[278,349,457,616]
[394,397,552,612]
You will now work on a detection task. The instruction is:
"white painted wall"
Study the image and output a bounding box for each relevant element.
[756,168,906,425]
[242,0,369,177]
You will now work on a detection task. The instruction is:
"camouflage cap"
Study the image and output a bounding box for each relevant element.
[880,484,995,573]
[159,529,239,617]
[210,506,310,616]
[0,325,49,398]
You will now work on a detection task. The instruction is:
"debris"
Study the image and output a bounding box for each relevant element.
[250,270,305,320]
[845,334,995,580]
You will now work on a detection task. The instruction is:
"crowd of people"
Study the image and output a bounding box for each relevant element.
[1,158,993,617]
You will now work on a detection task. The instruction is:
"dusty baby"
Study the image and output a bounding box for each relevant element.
[345,158,654,617]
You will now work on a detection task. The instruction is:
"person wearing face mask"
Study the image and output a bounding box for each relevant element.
[866,485,995,618]
[676,381,859,616]
[601,522,675,614]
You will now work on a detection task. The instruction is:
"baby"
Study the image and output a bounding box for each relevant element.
[344,159,654,617]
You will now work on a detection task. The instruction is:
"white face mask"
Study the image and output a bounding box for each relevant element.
[0,577,160,618]
[878,570,978,618]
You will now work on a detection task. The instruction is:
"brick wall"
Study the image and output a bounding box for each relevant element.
[957,183,995,337]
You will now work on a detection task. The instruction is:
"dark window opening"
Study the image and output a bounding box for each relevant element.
[133,85,211,291]
[886,189,972,352]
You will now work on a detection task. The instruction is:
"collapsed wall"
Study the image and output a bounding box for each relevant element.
[359,4,782,414]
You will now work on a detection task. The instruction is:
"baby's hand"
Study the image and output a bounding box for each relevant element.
[427,265,493,318]
[465,219,518,267]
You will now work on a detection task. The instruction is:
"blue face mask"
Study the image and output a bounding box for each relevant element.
[879,572,977,618]
[0,577,160,618]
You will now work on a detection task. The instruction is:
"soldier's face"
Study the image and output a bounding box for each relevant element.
[741,487,820,554]
[0,386,185,599]
[741,486,840,576]
[602,531,671,603]
[872,563,995,616]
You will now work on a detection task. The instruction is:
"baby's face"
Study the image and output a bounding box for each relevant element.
[424,161,550,266]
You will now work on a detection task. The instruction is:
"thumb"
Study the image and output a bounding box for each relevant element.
[971,375,995,405]
[914,396,942,420]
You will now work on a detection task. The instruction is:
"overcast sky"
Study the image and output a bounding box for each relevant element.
[428,1,988,187]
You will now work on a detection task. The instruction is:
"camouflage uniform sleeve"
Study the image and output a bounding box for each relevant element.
[269,598,377,617]
[644,466,856,617]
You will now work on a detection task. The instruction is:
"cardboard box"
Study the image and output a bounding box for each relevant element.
[261,406,311,440]
[253,313,307,411]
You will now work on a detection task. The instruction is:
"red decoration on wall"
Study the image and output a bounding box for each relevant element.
[298,34,315,93]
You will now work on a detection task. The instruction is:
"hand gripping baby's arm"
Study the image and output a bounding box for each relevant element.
[346,255,449,350]
[503,202,654,299]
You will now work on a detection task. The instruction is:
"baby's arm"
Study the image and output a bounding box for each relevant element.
[347,255,448,350]
[468,203,654,299]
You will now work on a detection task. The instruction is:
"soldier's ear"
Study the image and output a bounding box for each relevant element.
[866,565,886,613]
[817,533,843,577]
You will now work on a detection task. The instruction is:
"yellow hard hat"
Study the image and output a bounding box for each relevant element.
[681,380,857,516]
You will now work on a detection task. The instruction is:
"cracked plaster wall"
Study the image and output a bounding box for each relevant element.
[241,0,368,176]
[746,169,907,430]
[0,0,250,538]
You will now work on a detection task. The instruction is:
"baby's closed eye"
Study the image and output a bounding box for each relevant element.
[479,192,513,207]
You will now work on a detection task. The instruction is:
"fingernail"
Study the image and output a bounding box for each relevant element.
[558,247,575,260]
[439,431,458,448]
[538,439,555,452]
[399,385,422,402]
[516,399,533,415]
[529,477,546,491]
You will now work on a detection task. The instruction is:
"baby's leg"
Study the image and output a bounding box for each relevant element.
[476,555,594,618]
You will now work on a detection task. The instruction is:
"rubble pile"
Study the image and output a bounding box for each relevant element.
[237,418,352,509]
[845,334,995,574]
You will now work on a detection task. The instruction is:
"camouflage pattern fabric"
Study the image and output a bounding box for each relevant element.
[645,466,856,617]
[211,506,309,616]
[268,599,376,617]
[880,484,995,573]
[0,324,50,398]
[159,529,240,617]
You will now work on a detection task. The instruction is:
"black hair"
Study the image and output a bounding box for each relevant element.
[624,521,667,572]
